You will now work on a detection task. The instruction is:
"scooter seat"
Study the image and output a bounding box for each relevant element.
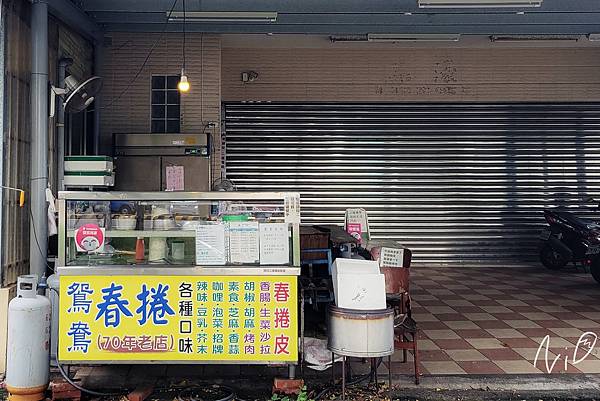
[555,211,599,230]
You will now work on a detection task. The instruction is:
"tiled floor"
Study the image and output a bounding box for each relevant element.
[391,264,600,375]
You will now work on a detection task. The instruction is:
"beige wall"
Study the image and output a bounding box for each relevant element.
[222,46,600,102]
[100,33,221,182]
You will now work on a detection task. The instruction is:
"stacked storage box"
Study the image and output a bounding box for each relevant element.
[64,156,114,187]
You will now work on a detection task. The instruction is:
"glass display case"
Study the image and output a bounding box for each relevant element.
[57,191,301,270]
[56,192,301,366]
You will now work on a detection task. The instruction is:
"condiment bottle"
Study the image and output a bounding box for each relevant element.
[135,237,145,263]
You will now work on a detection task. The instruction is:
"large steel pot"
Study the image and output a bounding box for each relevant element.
[327,305,394,358]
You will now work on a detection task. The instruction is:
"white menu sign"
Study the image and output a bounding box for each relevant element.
[195,224,226,265]
[259,223,289,265]
[228,221,260,264]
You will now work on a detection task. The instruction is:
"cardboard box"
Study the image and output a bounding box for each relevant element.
[332,258,386,310]
[335,274,387,310]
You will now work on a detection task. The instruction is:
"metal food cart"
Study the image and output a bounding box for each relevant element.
[56,191,301,377]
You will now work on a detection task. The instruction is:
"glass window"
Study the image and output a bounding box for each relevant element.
[151,75,180,133]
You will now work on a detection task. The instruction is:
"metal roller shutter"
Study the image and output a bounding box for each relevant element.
[224,102,600,266]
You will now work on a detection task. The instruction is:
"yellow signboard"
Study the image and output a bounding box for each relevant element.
[58,275,297,362]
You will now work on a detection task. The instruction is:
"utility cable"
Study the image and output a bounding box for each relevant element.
[56,358,125,396]
[48,287,126,396]
[314,358,383,401]
[101,0,179,109]
[28,205,55,274]
[182,0,186,72]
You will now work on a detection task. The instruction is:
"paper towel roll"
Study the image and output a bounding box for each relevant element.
[149,238,168,262]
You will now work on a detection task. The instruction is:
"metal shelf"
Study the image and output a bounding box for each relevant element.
[67,229,197,238]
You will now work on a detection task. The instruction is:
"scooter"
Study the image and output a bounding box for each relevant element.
[539,204,600,283]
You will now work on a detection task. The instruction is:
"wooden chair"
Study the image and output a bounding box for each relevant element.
[384,267,420,385]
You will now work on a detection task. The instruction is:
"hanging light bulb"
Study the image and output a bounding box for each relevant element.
[178,0,190,93]
[178,69,190,92]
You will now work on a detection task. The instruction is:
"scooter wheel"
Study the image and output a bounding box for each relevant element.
[590,259,600,284]
[540,244,568,270]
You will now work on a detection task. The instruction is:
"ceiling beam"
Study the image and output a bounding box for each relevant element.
[99,23,600,35]
[47,0,103,42]
[79,0,600,35]
[81,0,600,13]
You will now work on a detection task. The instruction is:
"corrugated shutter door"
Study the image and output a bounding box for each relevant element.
[224,103,600,266]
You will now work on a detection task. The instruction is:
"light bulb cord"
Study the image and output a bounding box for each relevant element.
[182,0,186,72]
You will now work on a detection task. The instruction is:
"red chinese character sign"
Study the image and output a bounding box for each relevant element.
[58,275,297,362]
[74,224,105,253]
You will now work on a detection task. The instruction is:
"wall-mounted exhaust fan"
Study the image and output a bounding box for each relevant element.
[50,75,103,117]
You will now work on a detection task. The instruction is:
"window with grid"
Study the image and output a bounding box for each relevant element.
[151,75,181,133]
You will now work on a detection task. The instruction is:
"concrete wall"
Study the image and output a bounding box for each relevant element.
[99,32,221,184]
[221,37,600,102]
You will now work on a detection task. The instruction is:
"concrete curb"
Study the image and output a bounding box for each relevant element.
[391,373,600,391]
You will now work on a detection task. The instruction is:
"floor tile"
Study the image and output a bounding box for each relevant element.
[485,328,526,338]
[489,284,518,290]
[479,348,524,360]
[531,336,575,348]
[443,299,475,307]
[428,289,456,296]
[501,337,542,348]
[475,289,504,295]
[425,329,460,340]
[434,313,472,322]
[513,347,556,362]
[421,361,466,375]
[461,294,491,301]
[552,312,585,321]
[548,327,585,338]
[535,305,570,313]
[420,300,448,306]
[463,313,497,321]
[412,313,439,322]
[500,299,529,307]
[452,306,485,314]
[444,284,470,290]
[408,265,600,375]
[565,319,600,328]
[418,321,451,330]
[548,299,581,306]
[418,349,451,361]
[480,305,513,314]
[518,329,554,338]
[568,359,600,373]
[493,313,523,321]
[466,338,506,349]
[475,320,511,329]
[392,349,415,362]
[475,300,502,306]
[444,321,480,330]
[535,319,574,328]
[520,312,556,320]
[494,360,543,374]
[512,294,542,300]
[425,306,457,314]
[446,349,488,361]
[579,312,600,320]
[505,320,542,329]
[454,329,494,339]
[457,361,504,374]
[417,339,440,351]
[434,339,475,350]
